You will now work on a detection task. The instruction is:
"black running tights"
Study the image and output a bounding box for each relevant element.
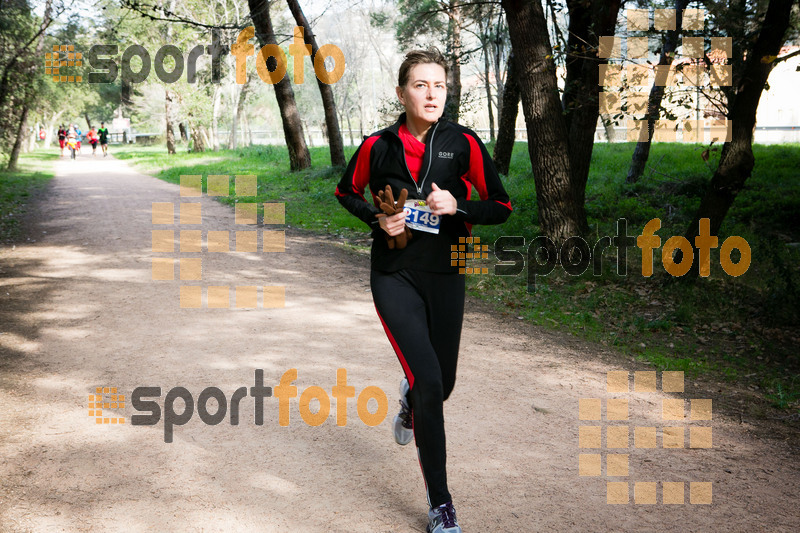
[371,268,465,508]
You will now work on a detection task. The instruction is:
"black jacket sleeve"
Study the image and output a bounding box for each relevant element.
[334,137,382,230]
[453,131,512,225]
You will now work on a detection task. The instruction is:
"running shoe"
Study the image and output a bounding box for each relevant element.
[392,377,413,445]
[427,501,461,533]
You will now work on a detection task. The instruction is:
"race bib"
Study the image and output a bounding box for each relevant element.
[403,200,441,234]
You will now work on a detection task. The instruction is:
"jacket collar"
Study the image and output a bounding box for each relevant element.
[384,112,448,138]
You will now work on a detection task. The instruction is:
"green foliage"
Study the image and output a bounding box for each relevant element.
[0,0,41,160]
[392,0,448,51]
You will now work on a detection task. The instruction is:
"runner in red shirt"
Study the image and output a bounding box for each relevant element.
[87,127,99,156]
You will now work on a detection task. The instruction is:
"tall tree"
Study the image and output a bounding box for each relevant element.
[501,0,580,243]
[285,0,346,167]
[228,75,253,149]
[248,0,311,170]
[6,0,53,171]
[493,49,519,175]
[626,0,691,183]
[501,0,620,243]
[443,0,464,121]
[678,0,797,277]
[561,0,622,234]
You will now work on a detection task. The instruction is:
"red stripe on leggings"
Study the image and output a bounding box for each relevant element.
[374,305,414,389]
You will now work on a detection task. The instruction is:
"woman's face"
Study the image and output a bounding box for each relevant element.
[396,63,447,125]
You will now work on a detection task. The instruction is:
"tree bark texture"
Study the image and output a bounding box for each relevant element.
[493,50,520,175]
[445,0,463,122]
[562,0,621,234]
[626,0,690,184]
[248,0,311,170]
[285,0,346,167]
[679,0,795,277]
[165,89,176,154]
[502,0,582,244]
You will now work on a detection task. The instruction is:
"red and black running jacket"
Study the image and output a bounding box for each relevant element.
[335,114,512,273]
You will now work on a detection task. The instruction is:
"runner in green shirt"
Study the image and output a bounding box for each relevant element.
[97,122,110,157]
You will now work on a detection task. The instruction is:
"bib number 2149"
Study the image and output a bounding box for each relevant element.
[403,200,441,234]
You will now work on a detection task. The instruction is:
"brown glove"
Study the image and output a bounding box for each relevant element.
[375,185,413,250]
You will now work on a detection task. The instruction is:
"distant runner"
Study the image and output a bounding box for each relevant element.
[57,125,66,157]
[98,122,109,157]
[75,125,82,155]
[65,126,78,160]
[87,127,99,156]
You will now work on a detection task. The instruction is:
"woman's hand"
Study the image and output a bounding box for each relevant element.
[378,211,407,236]
[426,183,457,216]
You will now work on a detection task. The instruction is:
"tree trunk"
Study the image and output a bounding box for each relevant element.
[483,43,495,142]
[211,85,222,151]
[27,121,37,152]
[230,75,252,150]
[501,0,581,244]
[492,14,506,117]
[243,112,253,146]
[493,50,520,175]
[6,0,51,169]
[84,113,92,130]
[248,0,311,170]
[189,118,206,153]
[445,0,463,122]
[44,111,60,147]
[165,89,176,154]
[627,0,690,183]
[562,0,621,234]
[121,77,133,109]
[600,114,615,142]
[200,125,211,151]
[179,122,188,142]
[7,104,29,171]
[678,0,794,278]
[163,0,178,155]
[285,0,346,167]
[228,84,241,150]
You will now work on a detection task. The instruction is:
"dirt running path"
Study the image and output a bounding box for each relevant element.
[0,153,797,532]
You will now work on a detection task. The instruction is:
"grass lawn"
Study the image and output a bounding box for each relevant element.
[0,151,58,244]
[112,141,800,415]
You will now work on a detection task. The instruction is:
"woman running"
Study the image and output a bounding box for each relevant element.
[57,125,66,157]
[65,126,78,160]
[87,126,99,156]
[335,49,512,533]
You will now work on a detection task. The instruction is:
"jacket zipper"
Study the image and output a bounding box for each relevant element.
[392,120,440,198]
[417,122,439,197]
